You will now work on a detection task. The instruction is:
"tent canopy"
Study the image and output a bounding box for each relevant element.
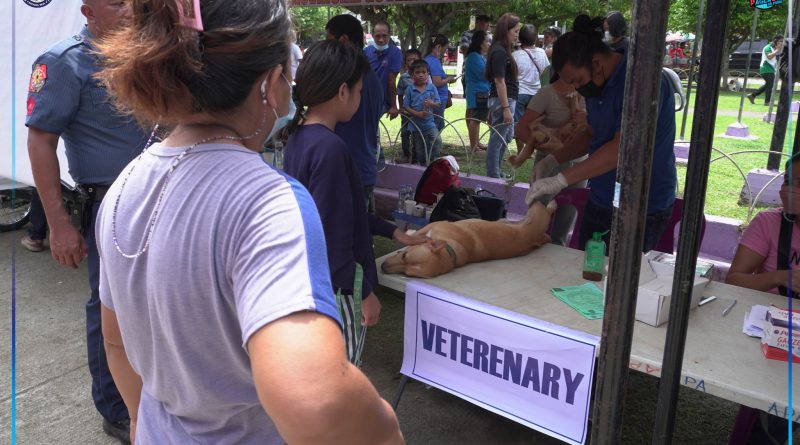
[292,0,486,6]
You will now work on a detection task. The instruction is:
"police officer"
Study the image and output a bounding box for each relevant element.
[26,1,146,443]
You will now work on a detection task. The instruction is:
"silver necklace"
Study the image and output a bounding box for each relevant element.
[112,113,267,258]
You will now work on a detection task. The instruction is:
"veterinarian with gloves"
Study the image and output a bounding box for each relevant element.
[528,15,677,252]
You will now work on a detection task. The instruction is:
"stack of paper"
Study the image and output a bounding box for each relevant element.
[742,305,769,338]
[551,283,605,320]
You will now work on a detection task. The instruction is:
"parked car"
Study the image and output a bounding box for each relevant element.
[728,39,768,74]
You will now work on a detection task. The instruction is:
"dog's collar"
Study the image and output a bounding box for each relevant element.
[443,242,458,270]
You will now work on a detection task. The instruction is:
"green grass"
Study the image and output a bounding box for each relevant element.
[381,91,798,223]
[711,89,800,110]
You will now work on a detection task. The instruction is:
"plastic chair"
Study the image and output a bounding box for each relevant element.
[548,188,589,250]
[653,198,707,254]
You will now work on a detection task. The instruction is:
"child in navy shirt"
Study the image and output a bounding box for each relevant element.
[284,41,425,363]
[403,60,442,165]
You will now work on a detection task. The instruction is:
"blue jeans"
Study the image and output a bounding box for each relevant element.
[432,103,446,132]
[27,189,47,240]
[85,201,129,422]
[578,200,674,253]
[515,94,532,123]
[487,97,516,178]
[400,115,413,161]
[412,127,441,165]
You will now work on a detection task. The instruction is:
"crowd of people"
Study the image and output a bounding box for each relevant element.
[18,0,795,443]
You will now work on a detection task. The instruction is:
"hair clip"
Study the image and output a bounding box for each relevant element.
[176,0,204,32]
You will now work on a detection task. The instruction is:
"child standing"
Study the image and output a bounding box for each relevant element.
[284,41,424,364]
[403,59,442,165]
[397,49,421,163]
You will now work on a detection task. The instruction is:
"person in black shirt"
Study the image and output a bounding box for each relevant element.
[484,13,521,178]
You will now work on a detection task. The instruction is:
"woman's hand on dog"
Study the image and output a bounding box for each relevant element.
[570,110,588,125]
[393,229,428,246]
[362,293,382,326]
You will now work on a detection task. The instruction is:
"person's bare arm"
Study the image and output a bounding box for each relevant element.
[249,312,403,445]
[552,127,593,165]
[726,244,797,292]
[430,74,454,88]
[28,127,87,268]
[102,305,143,444]
[387,72,399,119]
[514,109,543,150]
[559,130,619,185]
[494,78,513,125]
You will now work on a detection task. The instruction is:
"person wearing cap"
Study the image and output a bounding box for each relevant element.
[603,11,629,52]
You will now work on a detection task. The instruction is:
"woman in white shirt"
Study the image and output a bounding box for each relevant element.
[512,24,550,122]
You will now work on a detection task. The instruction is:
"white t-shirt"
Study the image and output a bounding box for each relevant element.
[97,142,339,444]
[512,47,550,96]
[291,43,303,79]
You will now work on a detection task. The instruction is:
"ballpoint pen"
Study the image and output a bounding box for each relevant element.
[721,299,737,317]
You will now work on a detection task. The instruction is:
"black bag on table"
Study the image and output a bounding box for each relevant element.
[472,189,507,221]
[429,186,481,222]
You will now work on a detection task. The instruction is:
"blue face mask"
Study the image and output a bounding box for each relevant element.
[373,42,389,52]
[265,73,296,143]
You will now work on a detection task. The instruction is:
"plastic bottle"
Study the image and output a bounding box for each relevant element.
[474,183,483,194]
[582,232,606,281]
[398,185,408,213]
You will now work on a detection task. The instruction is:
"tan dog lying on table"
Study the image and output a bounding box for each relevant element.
[381,201,555,278]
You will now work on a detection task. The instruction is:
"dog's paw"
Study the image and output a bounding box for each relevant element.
[546,200,558,212]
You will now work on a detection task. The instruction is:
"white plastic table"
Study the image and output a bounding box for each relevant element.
[376,243,800,416]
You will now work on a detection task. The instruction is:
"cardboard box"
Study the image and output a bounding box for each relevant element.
[604,253,710,327]
[761,306,800,363]
[645,252,714,279]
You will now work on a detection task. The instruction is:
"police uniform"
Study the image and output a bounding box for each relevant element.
[26,26,148,426]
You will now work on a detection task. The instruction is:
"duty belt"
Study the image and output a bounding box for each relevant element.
[81,184,111,203]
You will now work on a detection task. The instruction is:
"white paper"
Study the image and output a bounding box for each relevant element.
[742,305,769,338]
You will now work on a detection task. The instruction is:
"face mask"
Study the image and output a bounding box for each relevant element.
[576,65,607,98]
[373,42,389,51]
[604,31,613,43]
[265,73,296,143]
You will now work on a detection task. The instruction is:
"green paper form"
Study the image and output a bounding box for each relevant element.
[550,283,605,320]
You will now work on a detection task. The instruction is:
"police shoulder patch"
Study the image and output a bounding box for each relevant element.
[29,64,47,93]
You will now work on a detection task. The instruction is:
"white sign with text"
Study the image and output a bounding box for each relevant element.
[401,281,599,445]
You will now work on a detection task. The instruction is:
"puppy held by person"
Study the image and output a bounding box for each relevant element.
[508,92,587,169]
[381,201,555,278]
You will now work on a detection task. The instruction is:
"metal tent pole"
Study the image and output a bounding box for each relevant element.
[589,0,671,442]
[651,0,732,443]
[679,0,706,141]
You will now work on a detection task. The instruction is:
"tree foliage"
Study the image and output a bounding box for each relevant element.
[668,0,787,51]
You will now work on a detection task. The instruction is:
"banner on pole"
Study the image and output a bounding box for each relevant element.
[1,2,84,186]
[401,281,599,445]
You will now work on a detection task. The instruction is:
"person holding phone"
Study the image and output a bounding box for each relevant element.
[424,34,457,134]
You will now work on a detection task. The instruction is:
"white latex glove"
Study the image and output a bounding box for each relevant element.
[531,154,559,182]
[526,173,569,205]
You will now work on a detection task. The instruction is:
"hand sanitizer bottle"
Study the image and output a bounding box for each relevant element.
[582,232,606,281]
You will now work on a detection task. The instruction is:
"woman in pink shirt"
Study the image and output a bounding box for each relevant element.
[727,156,800,295]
